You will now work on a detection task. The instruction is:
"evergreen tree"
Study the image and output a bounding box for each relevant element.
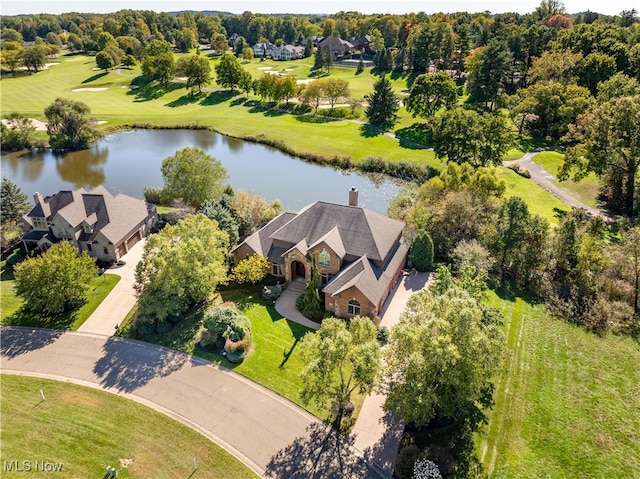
[356,54,365,74]
[383,48,394,70]
[394,48,406,72]
[364,75,400,130]
[0,178,30,224]
[299,254,323,321]
[304,38,313,58]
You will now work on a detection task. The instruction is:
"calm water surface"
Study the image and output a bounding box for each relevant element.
[1,129,401,213]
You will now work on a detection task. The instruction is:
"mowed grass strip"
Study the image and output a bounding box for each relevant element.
[497,166,570,223]
[0,375,256,478]
[478,291,640,478]
[532,151,600,208]
[0,257,120,330]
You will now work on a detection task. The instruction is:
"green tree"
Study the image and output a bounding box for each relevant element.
[200,193,240,246]
[141,40,175,85]
[364,75,400,130]
[507,83,593,140]
[22,44,47,72]
[382,287,504,425]
[578,52,617,96]
[304,38,313,58]
[300,79,325,114]
[177,54,212,93]
[210,33,229,55]
[300,316,381,428]
[528,50,582,85]
[1,178,30,224]
[0,112,36,151]
[356,54,365,74]
[45,97,102,150]
[95,50,115,71]
[562,95,640,216]
[467,38,514,108]
[410,231,434,272]
[135,214,229,323]
[14,241,97,314]
[323,78,350,114]
[141,52,175,85]
[596,72,640,103]
[214,52,246,90]
[406,72,458,119]
[431,109,514,166]
[161,147,228,208]
[241,46,254,61]
[0,41,24,72]
[232,254,270,284]
[299,254,323,321]
[619,226,640,314]
[233,36,247,57]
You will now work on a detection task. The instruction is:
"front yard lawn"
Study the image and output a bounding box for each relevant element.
[1,259,120,330]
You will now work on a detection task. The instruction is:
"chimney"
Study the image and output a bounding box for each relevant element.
[34,192,43,206]
[348,187,358,207]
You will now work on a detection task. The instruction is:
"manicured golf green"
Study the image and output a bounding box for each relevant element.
[0,374,256,478]
[478,291,640,478]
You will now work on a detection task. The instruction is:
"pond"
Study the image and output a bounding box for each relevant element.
[1,129,402,214]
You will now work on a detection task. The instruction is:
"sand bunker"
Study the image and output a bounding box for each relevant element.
[122,85,139,89]
[1,118,48,131]
[1,118,107,131]
[296,79,313,85]
[257,66,272,70]
[72,87,108,92]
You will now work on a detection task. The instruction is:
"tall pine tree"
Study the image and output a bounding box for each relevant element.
[364,75,400,131]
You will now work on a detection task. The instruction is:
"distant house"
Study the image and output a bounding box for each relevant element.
[349,35,371,52]
[272,44,305,61]
[252,41,276,58]
[307,35,325,48]
[22,186,157,263]
[317,36,355,58]
[232,189,408,322]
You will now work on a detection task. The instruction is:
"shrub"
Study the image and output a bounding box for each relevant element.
[410,231,434,272]
[137,321,156,336]
[156,320,173,335]
[377,325,389,344]
[142,186,172,205]
[201,305,250,343]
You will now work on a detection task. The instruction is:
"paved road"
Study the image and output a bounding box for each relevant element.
[0,327,389,478]
[503,152,609,219]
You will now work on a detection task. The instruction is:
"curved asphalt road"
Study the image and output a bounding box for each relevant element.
[0,327,389,478]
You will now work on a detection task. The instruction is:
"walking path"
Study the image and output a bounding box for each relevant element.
[503,152,609,219]
[0,327,387,478]
[77,239,146,336]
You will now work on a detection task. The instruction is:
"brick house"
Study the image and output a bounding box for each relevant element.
[21,186,157,263]
[232,189,408,322]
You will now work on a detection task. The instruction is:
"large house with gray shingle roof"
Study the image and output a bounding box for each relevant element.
[22,186,156,263]
[232,189,408,322]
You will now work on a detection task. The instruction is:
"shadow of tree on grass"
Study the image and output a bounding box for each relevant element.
[82,72,108,84]
[199,90,236,106]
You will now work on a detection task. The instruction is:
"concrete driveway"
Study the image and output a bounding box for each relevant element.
[77,239,146,335]
[379,270,433,328]
[352,269,432,475]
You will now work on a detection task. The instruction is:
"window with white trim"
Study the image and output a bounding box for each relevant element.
[318,249,330,267]
[347,299,360,316]
[321,273,333,285]
[33,217,47,230]
[271,262,283,276]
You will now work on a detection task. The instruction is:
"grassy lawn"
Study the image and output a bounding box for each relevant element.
[116,285,365,421]
[1,52,437,167]
[0,260,120,330]
[532,151,600,208]
[478,290,640,478]
[0,374,255,478]
[497,166,571,223]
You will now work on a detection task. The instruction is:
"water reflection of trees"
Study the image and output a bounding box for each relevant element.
[221,134,243,152]
[55,146,108,189]
[1,150,45,181]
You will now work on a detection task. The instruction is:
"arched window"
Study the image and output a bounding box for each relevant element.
[348,299,360,316]
[318,249,331,267]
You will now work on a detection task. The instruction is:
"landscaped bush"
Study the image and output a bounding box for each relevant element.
[142,186,173,205]
[198,305,251,361]
[410,231,435,272]
[360,156,434,182]
[156,320,173,335]
[376,325,389,344]
[137,321,156,336]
